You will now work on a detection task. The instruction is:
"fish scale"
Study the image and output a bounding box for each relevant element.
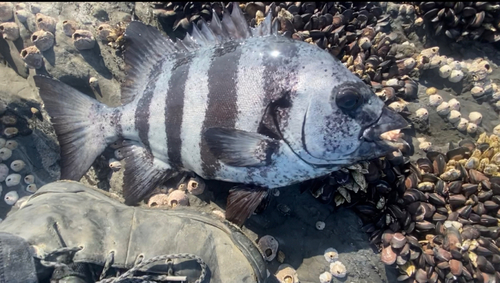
[34,2,409,226]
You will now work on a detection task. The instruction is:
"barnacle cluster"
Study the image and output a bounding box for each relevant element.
[0,100,42,210]
[146,175,206,208]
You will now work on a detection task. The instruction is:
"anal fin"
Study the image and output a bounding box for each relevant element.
[119,142,178,205]
[226,186,268,226]
[203,128,279,167]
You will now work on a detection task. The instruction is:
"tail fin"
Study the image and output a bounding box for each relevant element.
[33,75,117,181]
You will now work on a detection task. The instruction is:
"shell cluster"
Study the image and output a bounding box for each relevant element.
[146,175,206,208]
[305,131,500,283]
[13,5,100,69]
[424,87,484,136]
[412,2,500,43]
[0,100,40,207]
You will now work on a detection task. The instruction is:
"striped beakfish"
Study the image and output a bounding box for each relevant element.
[34,3,408,225]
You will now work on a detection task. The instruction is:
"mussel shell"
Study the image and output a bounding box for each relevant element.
[417,158,433,173]
[427,151,447,175]
[458,139,476,151]
[462,6,477,17]
[448,180,463,194]
[446,147,471,161]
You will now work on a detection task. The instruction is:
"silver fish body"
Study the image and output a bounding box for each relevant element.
[35,3,408,225]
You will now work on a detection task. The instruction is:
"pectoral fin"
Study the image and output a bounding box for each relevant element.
[203,127,279,167]
[226,186,269,227]
[119,141,178,205]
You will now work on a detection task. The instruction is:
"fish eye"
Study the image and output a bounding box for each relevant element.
[336,88,362,111]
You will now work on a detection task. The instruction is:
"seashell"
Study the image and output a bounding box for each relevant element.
[447,110,461,124]
[89,77,98,89]
[114,148,124,160]
[148,193,169,207]
[0,163,7,182]
[24,174,34,184]
[3,127,18,138]
[440,169,461,181]
[25,184,37,193]
[439,65,453,78]
[415,108,429,121]
[469,112,482,125]
[448,98,460,111]
[4,191,19,206]
[35,13,56,33]
[15,9,29,23]
[10,160,25,172]
[108,158,121,171]
[319,271,332,283]
[329,261,347,278]
[166,190,189,207]
[0,2,13,21]
[186,176,205,195]
[0,147,12,160]
[62,20,79,37]
[316,220,325,230]
[72,30,96,50]
[20,46,43,69]
[324,247,339,263]
[467,123,478,134]
[31,30,55,52]
[258,235,279,261]
[380,245,397,265]
[275,264,299,283]
[429,94,443,107]
[454,118,469,131]
[494,124,500,136]
[419,141,432,151]
[5,173,21,187]
[358,36,371,50]
[449,69,464,83]
[420,46,440,59]
[471,86,485,98]
[97,24,116,42]
[390,232,407,249]
[426,87,437,95]
[483,163,498,175]
[1,115,16,125]
[436,102,451,116]
[4,140,17,150]
[0,22,19,41]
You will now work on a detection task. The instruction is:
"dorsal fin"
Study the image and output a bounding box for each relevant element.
[121,2,279,105]
[121,21,181,105]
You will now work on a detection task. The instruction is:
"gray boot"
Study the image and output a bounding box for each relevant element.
[0,181,269,283]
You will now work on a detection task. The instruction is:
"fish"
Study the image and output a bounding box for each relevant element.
[34,3,409,226]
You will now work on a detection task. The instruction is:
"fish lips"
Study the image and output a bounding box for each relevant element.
[362,107,410,150]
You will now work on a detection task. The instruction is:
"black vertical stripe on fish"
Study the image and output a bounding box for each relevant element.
[201,42,243,178]
[134,61,163,151]
[165,54,195,168]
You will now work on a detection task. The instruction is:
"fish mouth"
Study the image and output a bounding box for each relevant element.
[362,107,410,151]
